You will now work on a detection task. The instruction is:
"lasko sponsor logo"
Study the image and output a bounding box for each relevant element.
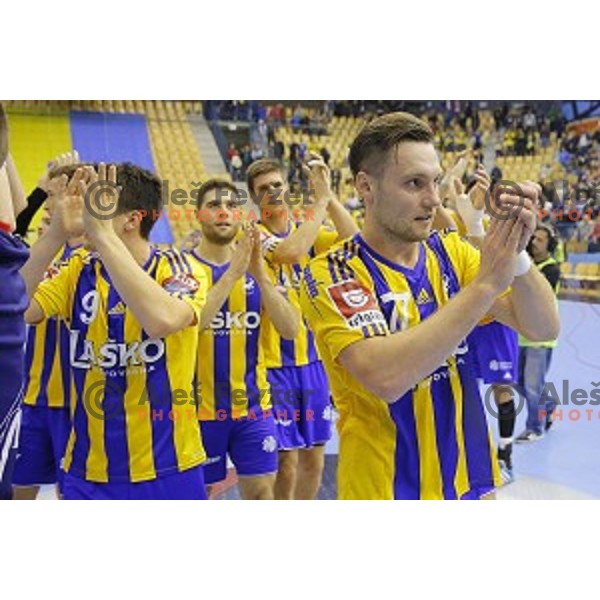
[210,311,261,330]
[70,331,165,369]
[327,280,386,329]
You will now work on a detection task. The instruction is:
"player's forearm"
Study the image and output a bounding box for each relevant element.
[508,267,560,341]
[6,155,26,217]
[15,187,47,238]
[199,270,239,330]
[327,196,359,239]
[93,233,195,338]
[341,279,500,402]
[0,164,15,230]
[257,277,300,339]
[272,205,328,264]
[20,225,64,298]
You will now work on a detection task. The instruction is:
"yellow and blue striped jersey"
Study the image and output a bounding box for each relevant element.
[300,230,502,500]
[188,251,271,420]
[23,244,81,409]
[257,220,337,368]
[33,247,207,483]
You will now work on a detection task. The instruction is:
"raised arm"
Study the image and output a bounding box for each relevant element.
[0,163,15,231]
[270,153,332,264]
[21,173,83,313]
[248,227,299,340]
[327,195,359,239]
[197,232,253,330]
[15,150,80,238]
[457,177,560,342]
[5,155,27,218]
[81,165,198,339]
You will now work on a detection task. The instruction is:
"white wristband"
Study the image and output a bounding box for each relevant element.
[467,220,485,237]
[456,193,485,237]
[514,251,532,277]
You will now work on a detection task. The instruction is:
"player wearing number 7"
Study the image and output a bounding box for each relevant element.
[20,162,209,500]
[299,112,560,500]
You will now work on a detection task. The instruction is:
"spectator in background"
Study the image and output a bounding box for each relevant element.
[257,119,268,145]
[251,143,264,162]
[540,118,551,148]
[273,137,285,162]
[298,141,307,162]
[241,143,253,173]
[523,107,537,132]
[491,164,503,186]
[231,154,243,181]
[227,142,239,163]
[329,168,341,196]
[516,225,561,442]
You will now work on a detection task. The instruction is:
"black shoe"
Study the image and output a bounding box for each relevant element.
[545,412,555,432]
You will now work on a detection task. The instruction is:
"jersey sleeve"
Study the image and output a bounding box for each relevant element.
[257,227,283,266]
[33,254,81,321]
[157,253,208,325]
[299,256,388,362]
[312,226,339,257]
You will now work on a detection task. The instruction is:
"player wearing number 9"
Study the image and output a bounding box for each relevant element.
[20,162,210,500]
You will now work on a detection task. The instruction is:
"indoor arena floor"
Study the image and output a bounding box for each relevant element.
[37,300,599,500]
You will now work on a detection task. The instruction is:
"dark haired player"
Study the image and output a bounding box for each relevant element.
[246,155,358,499]
[186,179,300,499]
[21,163,209,499]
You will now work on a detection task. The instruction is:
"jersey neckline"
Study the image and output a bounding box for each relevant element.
[190,249,231,270]
[353,233,426,277]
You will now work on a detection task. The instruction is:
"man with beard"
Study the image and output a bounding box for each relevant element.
[187,179,299,499]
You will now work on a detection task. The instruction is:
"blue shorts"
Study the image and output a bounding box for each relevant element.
[12,404,71,490]
[469,322,518,384]
[200,414,278,485]
[267,362,333,451]
[62,465,207,500]
[0,395,21,500]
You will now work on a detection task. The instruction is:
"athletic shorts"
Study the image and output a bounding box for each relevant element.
[200,414,278,485]
[267,362,333,451]
[0,395,21,500]
[0,231,29,500]
[12,404,71,490]
[469,322,518,384]
[61,465,207,500]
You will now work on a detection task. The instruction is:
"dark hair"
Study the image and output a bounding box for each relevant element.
[246,158,285,197]
[49,162,161,240]
[536,224,558,253]
[195,178,239,207]
[348,111,434,178]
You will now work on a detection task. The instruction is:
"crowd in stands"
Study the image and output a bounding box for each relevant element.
[210,101,599,250]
